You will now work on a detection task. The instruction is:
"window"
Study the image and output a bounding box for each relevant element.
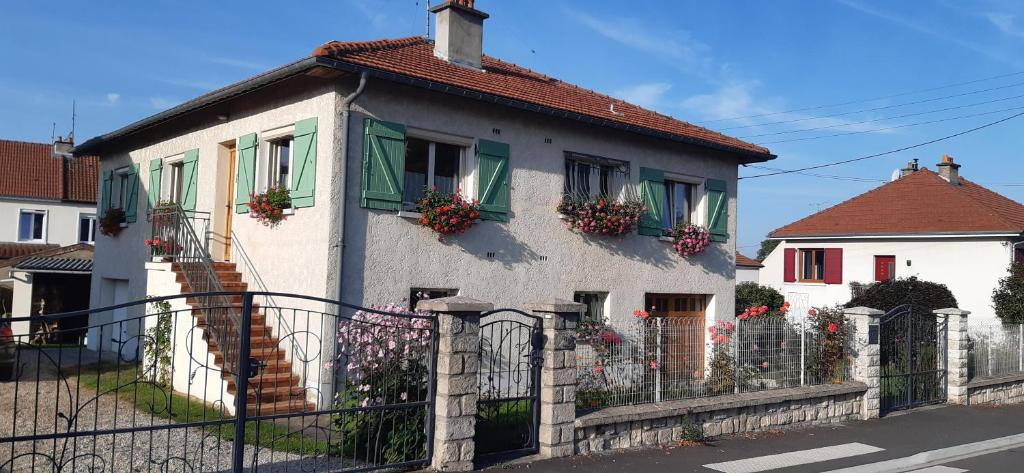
[18,210,46,242]
[800,249,826,283]
[662,180,694,229]
[644,293,706,317]
[116,172,131,209]
[267,137,292,189]
[79,214,97,243]
[409,288,459,310]
[563,152,629,198]
[403,137,463,206]
[574,292,608,323]
[1016,247,1024,265]
[167,161,185,204]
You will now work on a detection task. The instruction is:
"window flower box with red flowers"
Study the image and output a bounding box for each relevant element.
[99,208,126,237]
[556,195,645,236]
[669,223,711,257]
[415,187,481,241]
[247,186,291,227]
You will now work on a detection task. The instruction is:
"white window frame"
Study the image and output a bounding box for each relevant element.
[112,166,132,210]
[18,209,48,243]
[78,213,97,243]
[662,173,705,230]
[162,154,185,205]
[403,128,474,208]
[258,124,296,193]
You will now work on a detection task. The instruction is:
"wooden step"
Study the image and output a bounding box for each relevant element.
[206,334,281,349]
[228,372,302,390]
[246,398,313,416]
[175,271,242,284]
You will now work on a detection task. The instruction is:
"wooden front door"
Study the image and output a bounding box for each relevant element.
[874,255,896,282]
[646,294,706,386]
[223,148,236,261]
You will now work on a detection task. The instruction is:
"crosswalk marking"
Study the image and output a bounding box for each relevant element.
[824,432,1024,473]
[702,443,885,473]
[908,467,968,473]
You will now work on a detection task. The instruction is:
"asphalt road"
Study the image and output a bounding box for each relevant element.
[497,404,1024,472]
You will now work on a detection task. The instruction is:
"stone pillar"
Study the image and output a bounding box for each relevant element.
[525,299,584,459]
[937,308,971,405]
[416,297,492,472]
[845,306,883,419]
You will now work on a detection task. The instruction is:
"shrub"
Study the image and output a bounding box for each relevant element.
[805,306,850,383]
[994,263,1024,323]
[735,282,784,314]
[99,208,126,237]
[557,194,645,236]
[417,187,481,241]
[845,276,957,312]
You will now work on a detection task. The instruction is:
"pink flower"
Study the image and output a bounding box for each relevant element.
[761,361,769,369]
[828,322,839,334]
[692,370,701,379]
[808,308,818,317]
[649,360,658,370]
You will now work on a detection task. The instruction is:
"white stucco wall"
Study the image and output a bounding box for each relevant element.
[0,197,96,246]
[736,267,760,284]
[339,81,743,326]
[760,237,1019,319]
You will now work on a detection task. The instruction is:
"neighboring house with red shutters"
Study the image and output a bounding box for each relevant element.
[761,156,1024,319]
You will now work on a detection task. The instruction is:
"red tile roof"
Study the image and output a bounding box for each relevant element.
[0,243,59,262]
[312,37,772,159]
[769,168,1024,237]
[0,139,98,203]
[735,252,763,268]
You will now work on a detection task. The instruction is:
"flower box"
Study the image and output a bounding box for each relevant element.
[556,195,645,236]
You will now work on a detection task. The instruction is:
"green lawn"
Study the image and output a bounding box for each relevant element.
[475,399,534,455]
[77,363,328,455]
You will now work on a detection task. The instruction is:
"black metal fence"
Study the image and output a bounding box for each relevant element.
[0,291,437,472]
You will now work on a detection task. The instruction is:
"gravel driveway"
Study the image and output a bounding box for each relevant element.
[0,349,358,472]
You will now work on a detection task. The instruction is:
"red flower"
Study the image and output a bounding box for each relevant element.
[827,322,839,334]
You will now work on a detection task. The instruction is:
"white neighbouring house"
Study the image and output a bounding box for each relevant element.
[735,251,763,284]
[761,156,1024,319]
[74,1,776,410]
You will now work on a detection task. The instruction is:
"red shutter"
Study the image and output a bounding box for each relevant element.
[824,248,843,284]
[783,248,797,283]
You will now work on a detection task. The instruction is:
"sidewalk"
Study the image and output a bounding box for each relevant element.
[498,404,1024,472]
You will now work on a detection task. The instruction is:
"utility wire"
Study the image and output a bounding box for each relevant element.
[720,80,1024,131]
[737,110,1024,180]
[737,92,1024,139]
[701,70,1024,124]
[743,164,886,183]
[758,104,1024,145]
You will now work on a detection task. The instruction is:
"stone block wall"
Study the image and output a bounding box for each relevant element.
[967,374,1024,405]
[574,384,866,455]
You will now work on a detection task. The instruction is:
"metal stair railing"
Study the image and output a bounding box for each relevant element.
[150,204,243,377]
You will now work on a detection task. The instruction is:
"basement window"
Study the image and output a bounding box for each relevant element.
[409,288,459,311]
[573,291,608,323]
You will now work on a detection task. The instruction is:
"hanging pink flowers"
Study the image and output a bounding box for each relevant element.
[557,194,646,236]
[669,223,711,257]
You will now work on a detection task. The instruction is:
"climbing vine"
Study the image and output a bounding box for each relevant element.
[145,299,173,387]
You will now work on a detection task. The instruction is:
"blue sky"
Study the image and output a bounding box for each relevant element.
[3,0,1024,253]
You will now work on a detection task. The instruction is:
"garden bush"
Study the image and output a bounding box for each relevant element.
[993,263,1024,324]
[845,276,957,312]
[735,282,784,314]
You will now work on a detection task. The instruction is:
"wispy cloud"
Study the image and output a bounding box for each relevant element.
[838,0,1023,68]
[985,12,1024,38]
[106,93,120,105]
[351,0,391,31]
[566,9,716,81]
[149,97,181,110]
[201,55,266,71]
[613,82,672,109]
[152,76,221,91]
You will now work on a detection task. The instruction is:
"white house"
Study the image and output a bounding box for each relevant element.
[735,252,762,284]
[74,0,775,410]
[761,156,1024,319]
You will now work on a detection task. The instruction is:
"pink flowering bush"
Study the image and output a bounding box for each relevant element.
[806,305,850,383]
[706,320,737,395]
[669,223,711,257]
[557,195,646,236]
[332,302,434,463]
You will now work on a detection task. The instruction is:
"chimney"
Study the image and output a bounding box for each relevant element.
[899,158,919,178]
[431,0,489,69]
[53,135,74,158]
[937,154,960,185]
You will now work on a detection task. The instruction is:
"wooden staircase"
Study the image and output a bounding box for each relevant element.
[172,261,314,416]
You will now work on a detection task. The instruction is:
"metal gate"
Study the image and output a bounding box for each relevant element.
[0,291,437,472]
[879,304,948,415]
[474,309,543,459]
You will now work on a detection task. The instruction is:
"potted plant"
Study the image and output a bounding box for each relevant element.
[99,208,126,237]
[416,187,481,241]
[556,195,645,236]
[247,186,292,227]
[668,223,711,257]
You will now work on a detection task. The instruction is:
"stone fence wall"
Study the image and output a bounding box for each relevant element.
[966,373,1024,405]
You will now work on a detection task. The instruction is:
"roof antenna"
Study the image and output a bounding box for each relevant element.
[70,99,76,143]
[425,0,431,39]
[51,122,56,144]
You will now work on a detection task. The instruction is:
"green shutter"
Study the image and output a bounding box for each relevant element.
[124,163,140,223]
[181,149,199,212]
[706,178,728,242]
[638,167,665,236]
[236,133,257,213]
[148,159,163,208]
[361,119,406,210]
[477,139,511,221]
[100,170,113,214]
[291,117,317,208]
